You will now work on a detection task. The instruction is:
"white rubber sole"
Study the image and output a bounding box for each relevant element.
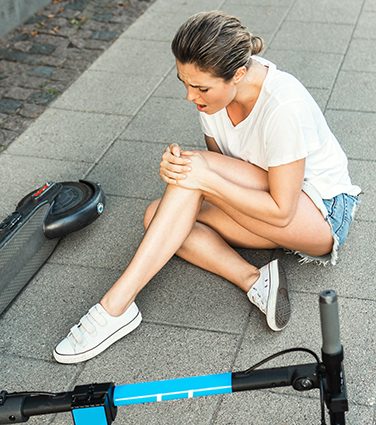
[53,311,142,364]
[266,260,290,332]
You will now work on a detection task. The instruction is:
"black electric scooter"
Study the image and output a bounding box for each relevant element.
[0,180,105,316]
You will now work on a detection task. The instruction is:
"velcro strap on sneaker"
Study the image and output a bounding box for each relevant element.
[70,324,84,344]
[80,315,97,334]
[88,305,107,326]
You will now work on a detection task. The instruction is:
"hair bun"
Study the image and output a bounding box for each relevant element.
[250,35,264,55]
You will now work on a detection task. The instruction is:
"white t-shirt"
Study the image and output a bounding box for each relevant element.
[199,56,361,203]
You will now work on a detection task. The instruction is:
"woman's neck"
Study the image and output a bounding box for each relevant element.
[226,62,268,125]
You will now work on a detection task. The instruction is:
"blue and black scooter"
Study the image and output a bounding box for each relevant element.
[0,290,348,425]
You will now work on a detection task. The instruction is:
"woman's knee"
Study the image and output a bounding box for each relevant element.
[194,150,269,191]
[194,150,220,163]
[143,199,160,230]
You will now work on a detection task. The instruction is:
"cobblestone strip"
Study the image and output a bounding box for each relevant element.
[0,0,155,152]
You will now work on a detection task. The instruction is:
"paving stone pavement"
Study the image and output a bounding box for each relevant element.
[0,0,155,150]
[0,0,375,424]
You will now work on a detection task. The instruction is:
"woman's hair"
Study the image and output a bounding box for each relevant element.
[171,11,264,81]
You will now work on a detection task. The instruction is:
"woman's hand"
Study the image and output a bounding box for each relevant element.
[159,144,211,191]
[159,143,192,185]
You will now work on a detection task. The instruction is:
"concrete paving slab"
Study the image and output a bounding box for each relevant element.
[364,0,376,12]
[348,159,375,222]
[147,0,224,15]
[0,263,119,360]
[122,3,277,45]
[325,110,376,161]
[270,21,353,54]
[50,195,147,270]
[75,322,239,424]
[354,10,376,39]
[6,109,131,162]
[90,39,174,75]
[286,0,363,25]
[253,32,276,46]
[153,67,186,99]
[120,8,199,42]
[342,38,376,73]
[234,292,376,406]
[0,257,268,425]
[214,389,374,425]
[224,0,293,5]
[87,139,166,200]
[0,353,79,425]
[51,70,166,116]
[77,322,239,382]
[0,153,87,219]
[220,4,288,37]
[328,71,376,112]
[87,139,205,200]
[306,88,330,112]
[120,97,205,147]
[49,413,71,425]
[265,49,343,89]
[137,252,271,334]
[273,220,376,300]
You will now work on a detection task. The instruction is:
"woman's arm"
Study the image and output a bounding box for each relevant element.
[180,152,305,228]
[206,158,304,227]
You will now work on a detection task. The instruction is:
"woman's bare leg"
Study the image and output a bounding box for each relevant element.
[101,185,205,316]
[144,199,278,292]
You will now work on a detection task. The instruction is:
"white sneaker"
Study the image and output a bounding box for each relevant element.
[247,259,290,331]
[53,302,142,364]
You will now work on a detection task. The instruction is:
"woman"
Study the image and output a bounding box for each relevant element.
[53,11,361,364]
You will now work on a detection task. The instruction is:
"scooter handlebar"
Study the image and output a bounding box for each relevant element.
[319,290,342,356]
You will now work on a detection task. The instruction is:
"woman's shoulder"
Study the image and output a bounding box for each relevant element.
[267,71,306,99]
[260,65,315,113]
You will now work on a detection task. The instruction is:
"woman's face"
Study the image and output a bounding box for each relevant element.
[176,61,237,114]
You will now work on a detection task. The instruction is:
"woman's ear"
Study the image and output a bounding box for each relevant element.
[233,66,247,84]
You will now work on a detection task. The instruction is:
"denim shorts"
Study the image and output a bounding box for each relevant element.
[323,194,359,248]
[287,189,360,266]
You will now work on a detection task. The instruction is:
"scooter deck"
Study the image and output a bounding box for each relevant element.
[0,180,105,316]
[0,202,59,314]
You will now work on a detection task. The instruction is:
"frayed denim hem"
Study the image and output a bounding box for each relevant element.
[284,195,360,267]
[284,232,339,266]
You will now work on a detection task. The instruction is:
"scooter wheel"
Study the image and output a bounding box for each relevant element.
[44,180,105,239]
